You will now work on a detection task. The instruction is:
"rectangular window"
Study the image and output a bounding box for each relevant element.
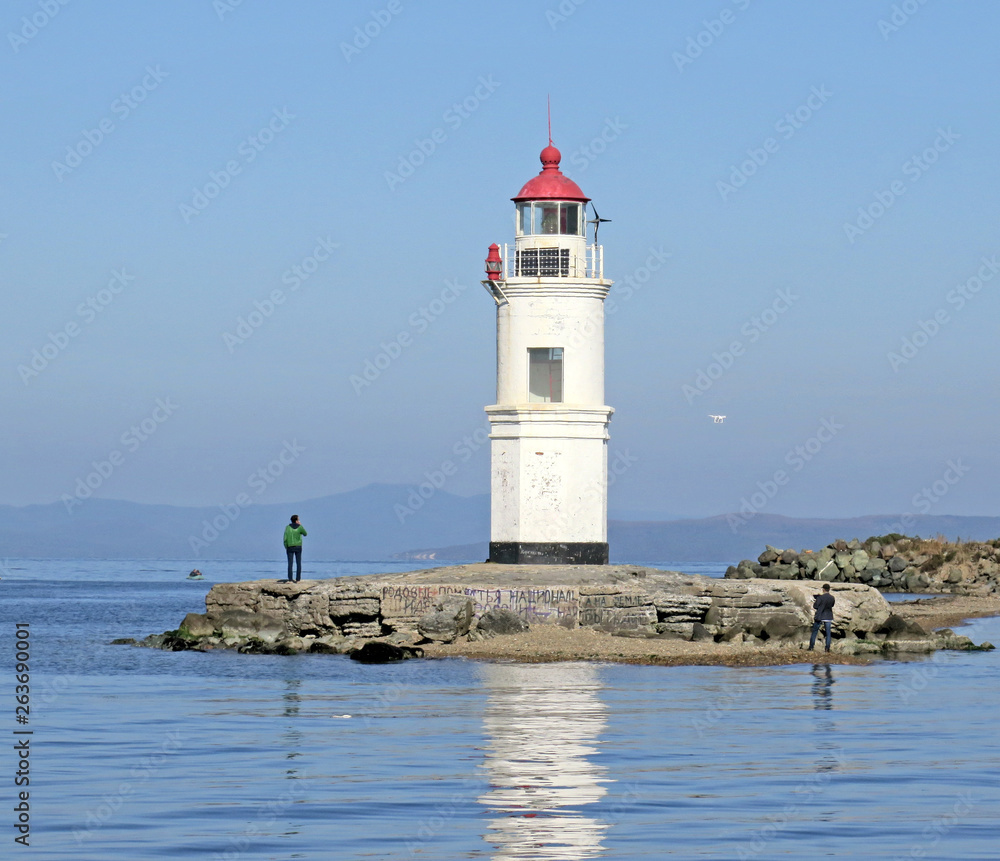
[528,348,564,403]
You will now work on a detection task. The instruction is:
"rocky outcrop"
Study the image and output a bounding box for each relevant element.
[470,608,529,640]
[417,594,474,643]
[136,563,993,658]
[727,537,1000,595]
[350,642,424,663]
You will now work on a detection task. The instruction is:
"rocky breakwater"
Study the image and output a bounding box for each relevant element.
[132,562,991,661]
[727,536,1000,595]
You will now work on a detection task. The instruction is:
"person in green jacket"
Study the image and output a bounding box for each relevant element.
[283,515,307,582]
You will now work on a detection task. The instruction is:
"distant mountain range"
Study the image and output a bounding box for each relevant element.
[1,484,997,563]
[389,513,1000,564]
[0,484,489,562]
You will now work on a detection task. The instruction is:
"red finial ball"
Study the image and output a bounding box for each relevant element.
[540,145,561,169]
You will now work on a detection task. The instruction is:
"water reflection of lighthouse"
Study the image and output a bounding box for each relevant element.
[478,663,611,859]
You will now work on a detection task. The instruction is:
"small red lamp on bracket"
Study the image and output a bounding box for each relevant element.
[485,243,503,281]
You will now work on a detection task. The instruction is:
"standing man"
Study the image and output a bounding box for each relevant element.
[808,583,835,652]
[283,515,307,582]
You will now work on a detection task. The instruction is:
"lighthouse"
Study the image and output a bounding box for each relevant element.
[482,142,614,565]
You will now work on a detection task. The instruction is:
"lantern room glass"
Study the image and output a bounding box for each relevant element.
[516,202,584,237]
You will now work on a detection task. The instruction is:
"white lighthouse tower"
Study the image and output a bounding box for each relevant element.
[482,142,613,564]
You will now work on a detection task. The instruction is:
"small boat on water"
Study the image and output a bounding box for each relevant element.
[187,569,204,580]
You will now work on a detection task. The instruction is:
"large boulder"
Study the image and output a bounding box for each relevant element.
[763,613,807,640]
[349,642,424,663]
[475,608,529,638]
[215,609,286,642]
[758,547,779,565]
[779,580,891,636]
[179,612,215,638]
[417,595,474,643]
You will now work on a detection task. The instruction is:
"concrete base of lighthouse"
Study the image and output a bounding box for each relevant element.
[489,541,609,565]
[486,405,613,565]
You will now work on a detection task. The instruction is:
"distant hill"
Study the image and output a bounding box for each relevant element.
[1,487,996,563]
[395,513,1000,564]
[0,484,489,561]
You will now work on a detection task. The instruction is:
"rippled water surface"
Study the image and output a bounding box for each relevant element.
[3,559,999,859]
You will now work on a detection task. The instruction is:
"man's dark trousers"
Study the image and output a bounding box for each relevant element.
[286,546,302,582]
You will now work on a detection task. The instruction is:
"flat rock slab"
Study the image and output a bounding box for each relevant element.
[189,565,890,640]
[141,565,999,661]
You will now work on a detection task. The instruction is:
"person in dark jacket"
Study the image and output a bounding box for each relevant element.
[283,515,307,582]
[808,583,835,652]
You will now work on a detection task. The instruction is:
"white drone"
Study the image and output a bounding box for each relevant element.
[708,415,726,423]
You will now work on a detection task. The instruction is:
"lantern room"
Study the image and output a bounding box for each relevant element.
[516,201,585,237]
[504,144,601,281]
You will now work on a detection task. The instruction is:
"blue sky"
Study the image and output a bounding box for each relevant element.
[2,0,998,522]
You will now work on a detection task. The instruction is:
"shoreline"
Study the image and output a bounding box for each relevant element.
[141,567,999,667]
[420,595,1000,667]
[885,593,1000,631]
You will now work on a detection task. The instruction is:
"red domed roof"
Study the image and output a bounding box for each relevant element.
[512,144,590,203]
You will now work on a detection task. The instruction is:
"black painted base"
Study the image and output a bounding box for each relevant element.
[489,542,609,565]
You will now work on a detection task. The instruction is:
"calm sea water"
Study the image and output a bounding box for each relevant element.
[2,559,999,860]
